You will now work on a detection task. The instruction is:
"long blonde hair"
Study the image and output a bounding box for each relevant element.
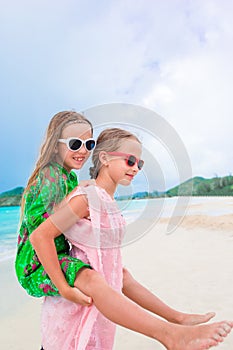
[20,111,93,219]
[89,128,141,179]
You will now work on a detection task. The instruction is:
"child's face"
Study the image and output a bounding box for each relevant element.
[107,138,143,186]
[55,123,93,172]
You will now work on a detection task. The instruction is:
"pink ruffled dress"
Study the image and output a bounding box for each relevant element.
[41,185,125,350]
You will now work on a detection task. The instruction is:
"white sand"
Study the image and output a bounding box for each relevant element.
[1,198,233,349]
[0,259,42,349]
[115,217,233,349]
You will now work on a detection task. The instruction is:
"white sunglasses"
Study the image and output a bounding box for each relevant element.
[58,137,96,152]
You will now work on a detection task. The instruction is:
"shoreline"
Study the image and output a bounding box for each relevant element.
[0,194,233,209]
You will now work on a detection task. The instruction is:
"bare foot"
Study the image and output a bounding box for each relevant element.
[177,312,216,326]
[164,320,233,350]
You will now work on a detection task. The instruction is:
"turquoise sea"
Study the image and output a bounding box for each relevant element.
[1,197,232,262]
[0,206,20,262]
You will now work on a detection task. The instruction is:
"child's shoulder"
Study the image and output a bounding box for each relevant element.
[27,164,64,196]
[67,185,114,206]
[67,184,91,201]
[39,163,77,183]
[39,163,61,178]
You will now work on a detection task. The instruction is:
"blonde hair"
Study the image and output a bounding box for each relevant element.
[20,111,93,219]
[90,128,141,179]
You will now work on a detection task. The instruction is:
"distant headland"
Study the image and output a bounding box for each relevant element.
[1,175,233,207]
[0,187,24,207]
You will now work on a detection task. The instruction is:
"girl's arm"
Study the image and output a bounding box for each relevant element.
[30,194,90,304]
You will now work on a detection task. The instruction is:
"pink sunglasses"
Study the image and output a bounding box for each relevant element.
[107,152,144,170]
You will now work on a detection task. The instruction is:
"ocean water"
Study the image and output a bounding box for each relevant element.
[1,197,232,263]
[0,206,20,262]
[118,196,233,224]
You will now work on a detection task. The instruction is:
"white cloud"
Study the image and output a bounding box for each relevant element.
[141,46,233,177]
[1,0,233,191]
[138,1,233,181]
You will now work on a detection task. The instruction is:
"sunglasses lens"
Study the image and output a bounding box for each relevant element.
[85,139,96,151]
[127,155,136,167]
[69,139,82,151]
[127,155,144,170]
[138,160,144,170]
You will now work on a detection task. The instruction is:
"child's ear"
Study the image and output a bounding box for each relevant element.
[99,151,109,166]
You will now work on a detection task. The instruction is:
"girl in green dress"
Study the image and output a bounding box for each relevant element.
[15,110,95,304]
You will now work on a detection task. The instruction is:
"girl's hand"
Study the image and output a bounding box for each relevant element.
[60,285,93,306]
[79,179,96,187]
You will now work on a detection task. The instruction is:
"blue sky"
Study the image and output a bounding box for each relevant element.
[1,0,233,193]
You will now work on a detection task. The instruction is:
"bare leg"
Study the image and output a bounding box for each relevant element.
[122,268,215,325]
[74,268,233,350]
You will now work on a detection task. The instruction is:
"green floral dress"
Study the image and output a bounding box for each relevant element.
[15,162,90,297]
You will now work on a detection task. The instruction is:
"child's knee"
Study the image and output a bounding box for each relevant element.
[75,268,105,291]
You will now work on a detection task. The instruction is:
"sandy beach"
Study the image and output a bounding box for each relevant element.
[1,197,233,349]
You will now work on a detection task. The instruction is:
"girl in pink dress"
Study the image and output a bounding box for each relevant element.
[31,128,233,350]
[41,184,125,350]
